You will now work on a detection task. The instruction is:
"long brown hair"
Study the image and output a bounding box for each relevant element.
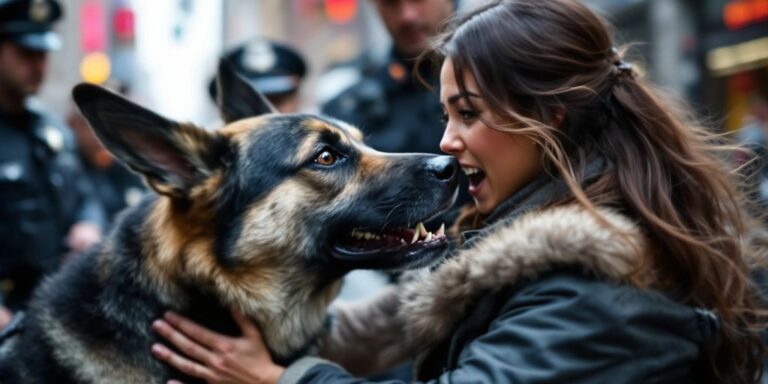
[421,0,767,382]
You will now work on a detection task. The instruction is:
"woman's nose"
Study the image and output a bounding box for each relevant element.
[440,124,462,154]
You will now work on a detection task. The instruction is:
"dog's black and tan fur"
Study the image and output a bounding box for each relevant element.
[0,62,458,383]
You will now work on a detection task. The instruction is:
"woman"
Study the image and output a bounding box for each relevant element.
[151,0,767,382]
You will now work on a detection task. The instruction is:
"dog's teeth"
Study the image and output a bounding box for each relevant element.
[436,223,445,237]
[425,232,433,241]
[417,222,428,237]
[411,229,419,244]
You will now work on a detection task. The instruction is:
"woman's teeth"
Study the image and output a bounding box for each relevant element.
[462,167,481,176]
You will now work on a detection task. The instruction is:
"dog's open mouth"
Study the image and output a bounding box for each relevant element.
[342,222,446,249]
[330,221,450,270]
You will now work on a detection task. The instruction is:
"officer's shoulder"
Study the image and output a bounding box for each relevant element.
[321,74,385,118]
[27,102,66,128]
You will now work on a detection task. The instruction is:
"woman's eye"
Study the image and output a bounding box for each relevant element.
[440,113,449,124]
[458,109,477,121]
[315,150,337,166]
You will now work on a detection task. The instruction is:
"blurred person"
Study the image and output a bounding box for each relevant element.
[67,88,145,226]
[323,0,454,155]
[210,39,307,114]
[152,1,768,383]
[0,0,104,322]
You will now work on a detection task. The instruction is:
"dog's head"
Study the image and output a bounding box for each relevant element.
[72,62,458,281]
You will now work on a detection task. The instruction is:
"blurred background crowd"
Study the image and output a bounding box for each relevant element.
[32,0,768,130]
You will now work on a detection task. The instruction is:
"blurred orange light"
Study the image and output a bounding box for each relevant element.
[80,52,111,85]
[724,0,768,30]
[325,0,356,24]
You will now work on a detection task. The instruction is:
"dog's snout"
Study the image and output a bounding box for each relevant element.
[427,156,458,182]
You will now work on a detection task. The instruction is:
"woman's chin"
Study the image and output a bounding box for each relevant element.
[474,197,496,215]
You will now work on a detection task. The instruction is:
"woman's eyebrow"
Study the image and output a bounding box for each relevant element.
[446,91,482,105]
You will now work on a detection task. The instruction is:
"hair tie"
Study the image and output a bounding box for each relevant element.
[610,47,633,80]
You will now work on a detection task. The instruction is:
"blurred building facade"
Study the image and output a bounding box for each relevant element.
[39,0,390,124]
[586,0,768,132]
[37,0,768,132]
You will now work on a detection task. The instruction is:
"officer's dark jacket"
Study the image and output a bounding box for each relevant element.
[0,105,104,308]
[278,169,723,384]
[82,161,143,226]
[321,51,443,155]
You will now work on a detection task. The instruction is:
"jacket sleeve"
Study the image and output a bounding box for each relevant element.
[316,286,412,376]
[279,273,706,384]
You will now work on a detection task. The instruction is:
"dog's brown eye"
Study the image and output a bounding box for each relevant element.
[315,150,337,166]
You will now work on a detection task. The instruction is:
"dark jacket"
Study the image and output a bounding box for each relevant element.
[0,106,105,309]
[279,201,721,383]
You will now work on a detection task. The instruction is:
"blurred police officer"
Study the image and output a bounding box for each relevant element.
[211,39,307,113]
[322,0,454,154]
[0,0,105,322]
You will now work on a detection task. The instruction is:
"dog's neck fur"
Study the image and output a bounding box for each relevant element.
[109,197,342,362]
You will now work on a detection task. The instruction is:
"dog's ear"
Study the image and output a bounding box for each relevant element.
[216,59,277,123]
[72,83,230,199]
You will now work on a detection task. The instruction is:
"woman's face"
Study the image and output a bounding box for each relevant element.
[439,58,543,214]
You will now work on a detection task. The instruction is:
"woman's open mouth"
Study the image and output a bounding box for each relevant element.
[463,166,486,197]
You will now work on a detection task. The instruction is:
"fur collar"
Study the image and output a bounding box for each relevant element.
[398,205,646,350]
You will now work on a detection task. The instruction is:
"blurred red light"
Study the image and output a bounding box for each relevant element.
[113,7,135,42]
[325,0,356,24]
[80,0,106,52]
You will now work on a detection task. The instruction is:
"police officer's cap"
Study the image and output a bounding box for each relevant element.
[0,0,63,51]
[221,39,307,96]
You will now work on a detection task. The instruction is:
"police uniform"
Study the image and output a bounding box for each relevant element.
[0,0,105,310]
[0,0,62,50]
[210,39,307,103]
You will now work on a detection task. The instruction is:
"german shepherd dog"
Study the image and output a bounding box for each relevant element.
[0,62,458,383]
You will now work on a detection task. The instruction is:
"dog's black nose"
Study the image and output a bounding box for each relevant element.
[427,156,458,181]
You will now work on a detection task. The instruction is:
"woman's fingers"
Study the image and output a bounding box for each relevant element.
[230,308,259,339]
[152,319,215,364]
[163,311,229,350]
[151,343,215,382]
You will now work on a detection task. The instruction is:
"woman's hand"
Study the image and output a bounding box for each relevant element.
[151,309,285,384]
[0,305,12,329]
